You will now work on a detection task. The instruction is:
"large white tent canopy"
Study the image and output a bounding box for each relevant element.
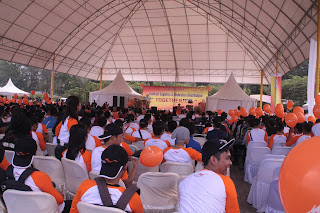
[0,0,317,84]
[0,78,29,98]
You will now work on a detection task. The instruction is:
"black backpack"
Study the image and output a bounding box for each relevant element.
[95,177,138,212]
[1,165,38,192]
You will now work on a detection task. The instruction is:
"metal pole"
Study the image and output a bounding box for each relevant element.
[50,55,55,99]
[276,51,279,74]
[100,68,103,90]
[316,0,320,95]
[260,70,263,108]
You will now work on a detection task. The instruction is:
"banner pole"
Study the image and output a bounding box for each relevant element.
[260,70,263,108]
[100,68,103,90]
[50,55,55,99]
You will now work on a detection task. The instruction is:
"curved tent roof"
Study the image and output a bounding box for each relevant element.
[0,78,29,97]
[0,0,317,84]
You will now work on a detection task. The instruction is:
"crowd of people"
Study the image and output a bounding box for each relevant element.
[0,95,317,212]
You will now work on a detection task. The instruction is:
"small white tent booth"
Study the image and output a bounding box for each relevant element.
[206,73,257,112]
[89,71,142,107]
[0,78,29,99]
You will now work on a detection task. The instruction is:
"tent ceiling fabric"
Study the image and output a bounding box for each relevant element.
[0,0,317,84]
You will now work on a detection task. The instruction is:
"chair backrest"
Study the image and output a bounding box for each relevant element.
[61,157,89,194]
[128,161,159,182]
[4,150,14,164]
[193,136,206,147]
[247,141,268,149]
[256,159,284,184]
[261,154,286,165]
[46,143,57,156]
[33,156,66,187]
[3,189,59,213]
[89,171,126,188]
[273,167,281,180]
[195,161,204,172]
[247,147,271,166]
[77,202,126,213]
[160,162,194,176]
[137,172,179,206]
[272,147,292,155]
[133,141,145,150]
[47,128,53,143]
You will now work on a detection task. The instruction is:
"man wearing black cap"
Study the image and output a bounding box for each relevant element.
[8,135,65,212]
[179,139,240,213]
[91,123,138,187]
[71,145,143,213]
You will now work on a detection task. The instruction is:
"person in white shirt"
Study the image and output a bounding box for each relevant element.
[296,122,312,145]
[132,119,153,139]
[90,116,107,137]
[179,139,240,213]
[161,120,177,146]
[144,121,170,151]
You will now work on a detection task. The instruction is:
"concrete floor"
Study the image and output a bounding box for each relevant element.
[230,165,257,213]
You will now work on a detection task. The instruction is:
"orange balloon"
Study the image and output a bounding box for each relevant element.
[30,90,35,95]
[287,101,294,110]
[308,115,316,124]
[140,146,163,167]
[276,111,284,118]
[240,107,246,112]
[315,95,320,105]
[235,111,241,117]
[240,109,248,117]
[217,109,223,115]
[249,107,256,116]
[17,99,22,104]
[231,115,238,122]
[275,104,284,114]
[279,136,320,212]
[23,98,28,105]
[313,104,320,118]
[255,107,263,117]
[23,94,27,98]
[263,104,271,113]
[0,97,3,103]
[227,119,233,125]
[43,93,49,99]
[128,102,132,107]
[13,94,18,99]
[228,110,235,116]
[285,113,298,128]
[294,112,305,123]
[29,102,34,106]
[293,106,304,115]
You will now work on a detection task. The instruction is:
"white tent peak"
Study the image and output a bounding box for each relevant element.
[0,78,29,97]
[95,71,141,96]
[210,73,255,101]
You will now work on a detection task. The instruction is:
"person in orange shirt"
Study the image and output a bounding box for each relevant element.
[62,123,92,172]
[9,136,65,212]
[179,139,239,213]
[268,122,287,149]
[71,145,143,213]
[163,126,202,164]
[55,96,80,159]
[286,123,303,147]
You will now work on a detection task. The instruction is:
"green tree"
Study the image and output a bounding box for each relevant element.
[282,76,307,106]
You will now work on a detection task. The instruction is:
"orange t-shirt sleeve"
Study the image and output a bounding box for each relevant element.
[128,192,144,213]
[264,131,268,143]
[286,135,300,146]
[82,151,92,172]
[55,122,62,137]
[163,147,171,155]
[246,131,251,145]
[121,170,129,181]
[164,140,171,147]
[70,180,96,213]
[268,135,275,149]
[125,134,136,143]
[93,135,102,147]
[42,124,48,134]
[35,132,46,151]
[31,171,64,204]
[122,142,134,156]
[67,118,78,131]
[185,148,202,162]
[203,127,209,133]
[0,157,9,171]
[218,174,240,213]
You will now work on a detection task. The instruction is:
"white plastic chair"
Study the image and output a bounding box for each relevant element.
[46,143,57,156]
[247,141,268,150]
[47,128,53,143]
[3,190,59,213]
[33,156,66,196]
[261,154,286,163]
[77,201,126,213]
[271,146,292,156]
[244,147,271,184]
[195,161,204,172]
[137,172,179,212]
[160,162,194,176]
[247,159,284,212]
[4,150,14,164]
[128,161,159,182]
[265,178,285,213]
[89,171,126,188]
[132,141,144,150]
[61,157,89,198]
